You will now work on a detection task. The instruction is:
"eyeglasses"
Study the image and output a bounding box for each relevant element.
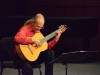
[35,25,44,29]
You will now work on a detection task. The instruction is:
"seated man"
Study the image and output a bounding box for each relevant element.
[13,13,66,75]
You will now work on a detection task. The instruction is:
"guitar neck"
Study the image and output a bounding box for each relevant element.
[40,29,58,43]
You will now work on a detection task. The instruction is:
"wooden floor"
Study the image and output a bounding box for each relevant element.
[1,61,100,75]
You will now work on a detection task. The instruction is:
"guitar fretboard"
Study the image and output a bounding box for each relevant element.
[40,29,58,43]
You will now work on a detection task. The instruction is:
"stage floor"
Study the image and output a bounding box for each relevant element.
[1,61,100,75]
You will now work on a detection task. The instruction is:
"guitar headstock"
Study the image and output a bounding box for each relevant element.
[59,24,67,33]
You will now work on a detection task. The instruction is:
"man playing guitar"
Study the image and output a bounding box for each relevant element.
[13,13,67,75]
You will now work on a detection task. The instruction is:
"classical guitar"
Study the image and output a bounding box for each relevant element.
[15,25,67,62]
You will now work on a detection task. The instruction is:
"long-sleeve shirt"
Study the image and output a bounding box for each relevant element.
[14,24,57,53]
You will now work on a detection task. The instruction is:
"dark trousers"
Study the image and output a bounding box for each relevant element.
[13,50,55,75]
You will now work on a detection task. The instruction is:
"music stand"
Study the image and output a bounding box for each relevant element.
[49,51,98,75]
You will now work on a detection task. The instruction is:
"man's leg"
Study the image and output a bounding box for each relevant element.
[13,54,33,75]
[45,50,55,75]
[21,62,33,75]
[30,50,55,75]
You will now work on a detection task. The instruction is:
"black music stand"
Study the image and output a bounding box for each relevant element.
[49,51,98,75]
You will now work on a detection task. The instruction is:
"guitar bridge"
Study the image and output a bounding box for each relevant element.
[27,45,34,55]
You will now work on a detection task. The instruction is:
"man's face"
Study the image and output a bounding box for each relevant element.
[33,18,44,32]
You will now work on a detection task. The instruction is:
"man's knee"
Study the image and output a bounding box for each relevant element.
[48,50,55,55]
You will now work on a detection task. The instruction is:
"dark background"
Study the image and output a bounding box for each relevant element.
[0,0,100,60]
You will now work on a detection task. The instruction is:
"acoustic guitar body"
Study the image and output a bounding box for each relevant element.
[16,33,48,62]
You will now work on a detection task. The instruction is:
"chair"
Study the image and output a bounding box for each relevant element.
[0,37,42,75]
